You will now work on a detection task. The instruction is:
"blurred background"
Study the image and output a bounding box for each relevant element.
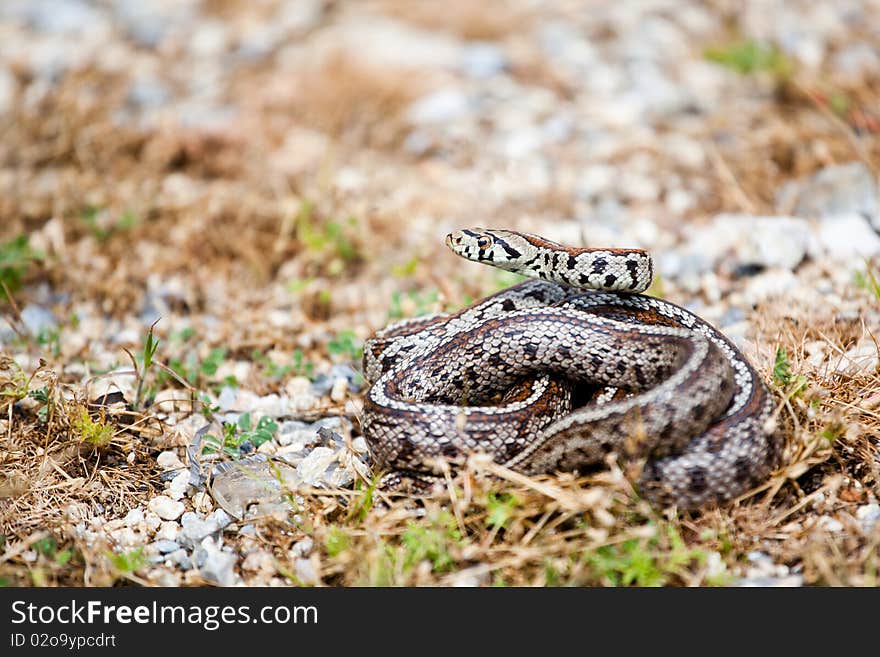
[2,0,878,337]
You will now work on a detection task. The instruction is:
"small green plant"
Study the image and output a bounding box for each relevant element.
[854,266,880,300]
[33,536,58,558]
[388,288,441,320]
[1,359,33,412]
[588,540,665,586]
[133,321,160,410]
[324,526,352,558]
[166,346,228,385]
[346,475,381,524]
[585,525,710,587]
[296,202,361,275]
[28,386,53,423]
[72,406,115,448]
[485,492,520,531]
[489,269,528,293]
[0,234,41,301]
[773,347,807,395]
[80,206,138,242]
[327,330,363,362]
[106,547,147,575]
[704,39,793,77]
[391,257,419,278]
[251,349,315,381]
[818,420,845,445]
[401,509,462,573]
[36,326,62,358]
[206,412,278,455]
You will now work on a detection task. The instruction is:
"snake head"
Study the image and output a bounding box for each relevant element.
[446,228,533,271]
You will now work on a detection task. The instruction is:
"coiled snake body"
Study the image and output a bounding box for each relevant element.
[362,229,782,509]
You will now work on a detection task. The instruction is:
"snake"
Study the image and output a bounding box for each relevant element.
[361,228,782,509]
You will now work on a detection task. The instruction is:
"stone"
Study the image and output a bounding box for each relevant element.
[777,162,878,221]
[460,43,506,78]
[157,451,184,470]
[330,378,348,402]
[856,504,880,533]
[155,521,180,542]
[123,508,144,528]
[407,89,470,125]
[152,540,181,554]
[148,496,185,521]
[294,558,319,586]
[813,214,880,260]
[195,537,239,586]
[167,470,191,501]
[20,305,58,336]
[297,447,337,486]
[835,339,879,375]
[179,509,232,547]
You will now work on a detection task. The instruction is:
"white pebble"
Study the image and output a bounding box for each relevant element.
[155,521,181,542]
[148,495,185,521]
[167,470,191,501]
[330,378,348,402]
[157,451,184,470]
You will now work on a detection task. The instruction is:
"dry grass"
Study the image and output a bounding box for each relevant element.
[378,0,531,41]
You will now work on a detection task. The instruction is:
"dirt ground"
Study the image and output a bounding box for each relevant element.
[1,0,880,586]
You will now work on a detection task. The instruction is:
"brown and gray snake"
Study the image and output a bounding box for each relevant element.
[361,228,783,509]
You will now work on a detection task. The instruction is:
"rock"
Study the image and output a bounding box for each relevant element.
[195,537,239,586]
[311,364,363,395]
[179,509,232,547]
[241,549,276,574]
[19,0,106,35]
[157,451,184,470]
[818,516,844,533]
[276,378,317,412]
[407,89,470,125]
[813,214,880,260]
[448,567,490,587]
[736,574,804,587]
[148,496,185,521]
[297,447,337,486]
[109,528,140,547]
[738,551,800,586]
[460,43,506,78]
[20,305,58,336]
[832,43,880,81]
[276,421,312,447]
[110,0,174,48]
[777,161,878,222]
[856,504,880,533]
[291,537,313,558]
[294,558,319,586]
[726,215,812,272]
[743,270,801,306]
[155,521,180,542]
[152,540,181,555]
[835,339,879,375]
[167,470,191,501]
[123,508,144,528]
[210,456,300,519]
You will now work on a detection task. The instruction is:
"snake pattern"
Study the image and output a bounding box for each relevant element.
[362,228,782,509]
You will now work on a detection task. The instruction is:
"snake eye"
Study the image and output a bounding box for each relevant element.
[476,235,492,250]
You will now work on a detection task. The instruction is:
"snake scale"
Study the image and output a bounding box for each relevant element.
[362,228,782,509]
